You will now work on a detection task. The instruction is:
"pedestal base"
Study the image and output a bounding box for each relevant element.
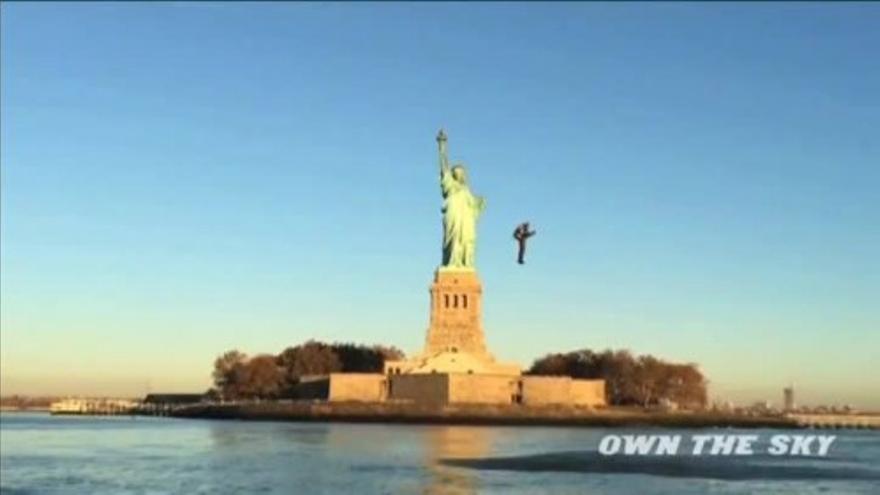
[384,350,521,376]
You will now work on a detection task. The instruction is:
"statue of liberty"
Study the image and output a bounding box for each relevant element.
[436,129,485,270]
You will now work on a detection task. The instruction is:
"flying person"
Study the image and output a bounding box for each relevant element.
[513,222,536,264]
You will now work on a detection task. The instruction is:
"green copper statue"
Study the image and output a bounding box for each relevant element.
[437,129,485,270]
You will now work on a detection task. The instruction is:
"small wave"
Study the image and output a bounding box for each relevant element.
[0,487,38,495]
[442,451,880,481]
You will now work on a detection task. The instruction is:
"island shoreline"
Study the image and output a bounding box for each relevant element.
[168,402,804,429]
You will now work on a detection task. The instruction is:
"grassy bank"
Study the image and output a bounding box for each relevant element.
[170,401,800,428]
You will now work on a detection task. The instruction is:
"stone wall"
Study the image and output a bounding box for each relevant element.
[448,374,517,405]
[291,375,331,400]
[570,379,606,407]
[389,374,449,405]
[520,376,572,406]
[315,372,606,408]
[327,374,386,402]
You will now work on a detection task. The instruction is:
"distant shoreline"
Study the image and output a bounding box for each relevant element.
[170,402,803,429]
[6,404,877,429]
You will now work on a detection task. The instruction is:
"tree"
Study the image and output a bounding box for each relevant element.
[330,342,405,373]
[211,340,408,400]
[526,352,570,376]
[661,363,707,409]
[594,349,638,405]
[527,348,708,409]
[238,354,283,399]
[632,355,665,407]
[212,350,248,400]
[277,341,343,393]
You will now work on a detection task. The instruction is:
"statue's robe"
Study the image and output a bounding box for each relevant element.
[440,168,484,268]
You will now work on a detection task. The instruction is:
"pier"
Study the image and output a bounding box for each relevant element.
[786,413,880,430]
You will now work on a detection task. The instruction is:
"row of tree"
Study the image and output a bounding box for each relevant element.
[210,342,707,408]
[527,349,707,409]
[211,341,404,400]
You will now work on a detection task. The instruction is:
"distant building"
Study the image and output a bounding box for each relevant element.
[783,386,795,412]
[50,398,138,415]
[750,400,774,414]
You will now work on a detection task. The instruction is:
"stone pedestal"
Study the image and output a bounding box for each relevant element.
[384,268,520,377]
[426,269,488,357]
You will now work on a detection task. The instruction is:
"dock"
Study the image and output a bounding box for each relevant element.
[786,413,880,430]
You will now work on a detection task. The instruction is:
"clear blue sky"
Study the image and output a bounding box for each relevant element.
[2,3,878,408]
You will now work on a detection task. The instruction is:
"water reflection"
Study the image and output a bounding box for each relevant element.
[422,426,494,495]
[205,422,494,494]
[208,421,335,453]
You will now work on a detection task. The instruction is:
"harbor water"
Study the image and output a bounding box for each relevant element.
[1,412,878,494]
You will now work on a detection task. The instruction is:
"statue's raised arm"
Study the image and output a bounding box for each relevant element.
[437,129,449,173]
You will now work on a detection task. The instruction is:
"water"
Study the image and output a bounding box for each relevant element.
[2,412,878,494]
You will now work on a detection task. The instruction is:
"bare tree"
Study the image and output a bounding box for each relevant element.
[527,348,708,409]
